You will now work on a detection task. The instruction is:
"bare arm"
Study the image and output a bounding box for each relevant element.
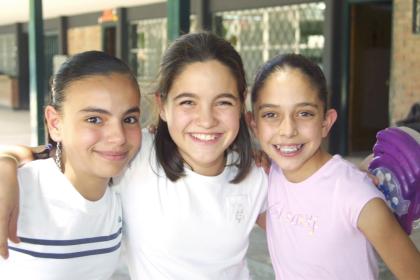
[0,145,35,166]
[0,145,37,259]
[256,212,266,230]
[358,198,420,279]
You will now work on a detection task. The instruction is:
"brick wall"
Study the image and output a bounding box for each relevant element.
[67,25,101,55]
[390,0,420,124]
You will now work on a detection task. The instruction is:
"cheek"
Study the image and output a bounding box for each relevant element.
[220,108,241,129]
[126,127,142,148]
[69,126,102,148]
[256,120,274,140]
[299,122,323,140]
[166,107,191,127]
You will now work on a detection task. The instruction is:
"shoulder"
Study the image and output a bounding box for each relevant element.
[248,163,269,184]
[227,163,268,213]
[234,163,268,196]
[18,158,57,182]
[114,130,159,191]
[330,156,384,223]
[331,156,378,193]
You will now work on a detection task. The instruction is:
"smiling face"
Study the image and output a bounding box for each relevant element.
[252,68,336,182]
[159,60,241,176]
[46,73,141,188]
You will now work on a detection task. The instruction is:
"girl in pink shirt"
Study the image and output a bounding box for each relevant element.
[250,53,420,279]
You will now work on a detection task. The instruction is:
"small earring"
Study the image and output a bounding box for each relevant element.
[55,141,62,172]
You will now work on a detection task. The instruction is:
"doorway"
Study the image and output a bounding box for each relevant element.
[347,1,392,154]
[102,25,116,56]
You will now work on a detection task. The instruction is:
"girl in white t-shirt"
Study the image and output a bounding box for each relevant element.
[0,33,267,279]
[116,32,267,279]
[0,51,142,279]
[249,53,420,279]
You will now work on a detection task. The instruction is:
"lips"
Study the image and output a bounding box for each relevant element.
[95,150,129,161]
[189,133,222,143]
[273,144,304,156]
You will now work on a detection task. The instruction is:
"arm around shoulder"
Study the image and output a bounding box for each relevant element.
[358,198,420,279]
[0,144,36,258]
[0,144,36,166]
[0,155,21,259]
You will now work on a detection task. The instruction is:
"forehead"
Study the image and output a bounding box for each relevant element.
[63,73,140,106]
[257,68,321,106]
[169,60,239,98]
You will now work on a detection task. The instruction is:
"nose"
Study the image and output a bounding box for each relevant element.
[279,115,297,138]
[196,105,217,128]
[106,122,127,145]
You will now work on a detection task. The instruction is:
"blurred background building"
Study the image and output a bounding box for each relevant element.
[0,0,419,156]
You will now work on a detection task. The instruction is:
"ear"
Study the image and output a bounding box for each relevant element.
[155,92,167,122]
[321,109,337,138]
[45,105,62,142]
[248,111,258,136]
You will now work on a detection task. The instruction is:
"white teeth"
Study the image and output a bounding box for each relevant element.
[191,133,217,141]
[274,144,303,153]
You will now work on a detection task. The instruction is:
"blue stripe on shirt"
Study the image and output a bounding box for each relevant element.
[16,227,122,246]
[8,242,121,259]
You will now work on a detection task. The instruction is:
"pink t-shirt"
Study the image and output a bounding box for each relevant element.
[267,155,384,280]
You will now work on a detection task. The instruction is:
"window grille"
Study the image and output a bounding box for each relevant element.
[0,34,17,76]
[214,2,326,83]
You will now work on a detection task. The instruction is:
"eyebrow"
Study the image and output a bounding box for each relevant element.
[173,92,239,101]
[257,102,319,110]
[79,106,140,115]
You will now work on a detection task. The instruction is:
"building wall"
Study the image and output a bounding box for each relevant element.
[0,75,18,108]
[390,0,420,124]
[67,25,101,55]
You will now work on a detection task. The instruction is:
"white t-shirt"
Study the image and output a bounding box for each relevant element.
[116,131,268,280]
[0,158,122,280]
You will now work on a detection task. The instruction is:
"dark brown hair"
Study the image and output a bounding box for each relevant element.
[251,53,328,113]
[46,50,140,150]
[154,32,252,183]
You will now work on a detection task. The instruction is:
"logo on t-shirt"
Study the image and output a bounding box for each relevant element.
[226,195,248,223]
[270,207,318,235]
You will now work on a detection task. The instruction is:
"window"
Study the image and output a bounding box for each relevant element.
[128,16,197,126]
[214,2,326,83]
[0,34,17,76]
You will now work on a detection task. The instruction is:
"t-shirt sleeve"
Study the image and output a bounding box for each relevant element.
[337,166,385,228]
[251,165,269,214]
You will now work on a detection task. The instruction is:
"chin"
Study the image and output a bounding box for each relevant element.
[100,167,126,178]
[273,159,302,172]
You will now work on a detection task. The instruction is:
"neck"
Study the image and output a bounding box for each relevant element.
[284,149,332,183]
[63,165,109,201]
[185,156,226,177]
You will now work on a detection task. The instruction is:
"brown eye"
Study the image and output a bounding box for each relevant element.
[179,100,194,106]
[298,111,315,118]
[86,116,102,124]
[262,112,277,118]
[216,100,234,106]
[124,116,138,124]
